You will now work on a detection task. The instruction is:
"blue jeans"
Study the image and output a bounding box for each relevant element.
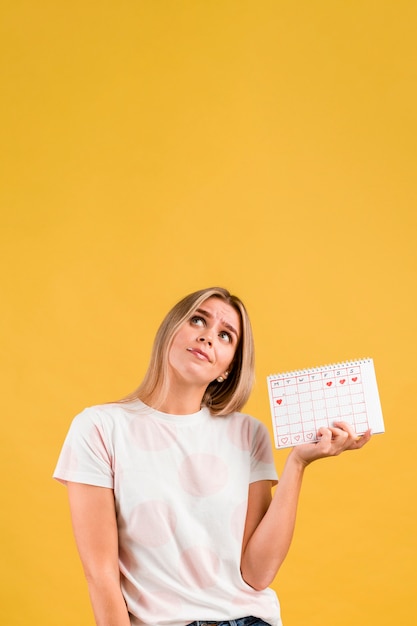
[187,618,270,626]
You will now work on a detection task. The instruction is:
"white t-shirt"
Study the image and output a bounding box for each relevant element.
[54,400,282,626]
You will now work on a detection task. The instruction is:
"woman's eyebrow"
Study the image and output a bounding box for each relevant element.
[195,308,239,339]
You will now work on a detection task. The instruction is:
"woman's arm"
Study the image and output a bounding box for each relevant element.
[67,482,131,626]
[240,421,371,590]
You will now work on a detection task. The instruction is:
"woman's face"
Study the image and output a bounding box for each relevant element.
[168,296,241,388]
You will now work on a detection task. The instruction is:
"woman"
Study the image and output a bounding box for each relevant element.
[54,287,371,626]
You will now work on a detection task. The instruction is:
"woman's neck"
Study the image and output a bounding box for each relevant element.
[140,382,206,415]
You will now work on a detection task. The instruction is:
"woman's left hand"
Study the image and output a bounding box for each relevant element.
[290,421,372,467]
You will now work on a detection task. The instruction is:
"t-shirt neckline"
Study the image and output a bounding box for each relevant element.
[131,398,211,424]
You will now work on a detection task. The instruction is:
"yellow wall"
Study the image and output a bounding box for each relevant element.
[1,1,416,624]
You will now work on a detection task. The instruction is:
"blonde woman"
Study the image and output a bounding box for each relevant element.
[54,287,370,626]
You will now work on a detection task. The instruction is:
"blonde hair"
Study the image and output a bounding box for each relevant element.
[122,287,255,415]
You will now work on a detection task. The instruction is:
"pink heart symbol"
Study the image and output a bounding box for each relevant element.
[306,433,313,439]
[276,399,282,405]
[339,379,346,384]
[294,435,300,441]
[281,437,288,444]
[326,381,332,387]
[352,377,358,382]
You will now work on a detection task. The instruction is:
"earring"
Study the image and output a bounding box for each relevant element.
[217,371,229,383]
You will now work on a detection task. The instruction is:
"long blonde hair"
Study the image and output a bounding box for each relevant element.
[122,287,255,415]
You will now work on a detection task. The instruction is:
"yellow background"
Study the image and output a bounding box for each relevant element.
[1,1,416,624]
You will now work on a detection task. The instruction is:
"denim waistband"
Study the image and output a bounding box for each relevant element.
[187,617,267,626]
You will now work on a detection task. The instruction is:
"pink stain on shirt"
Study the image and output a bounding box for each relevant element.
[179,546,220,588]
[130,418,178,451]
[178,454,228,497]
[129,500,177,547]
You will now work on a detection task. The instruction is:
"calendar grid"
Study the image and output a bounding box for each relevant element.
[267,359,384,449]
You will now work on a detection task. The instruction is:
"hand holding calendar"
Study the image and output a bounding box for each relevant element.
[267,358,385,450]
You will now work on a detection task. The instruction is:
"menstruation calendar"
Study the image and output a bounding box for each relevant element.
[267,358,384,449]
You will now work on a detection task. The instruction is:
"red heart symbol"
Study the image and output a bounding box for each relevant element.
[326,381,332,387]
[352,377,358,382]
[340,379,346,384]
[276,399,282,405]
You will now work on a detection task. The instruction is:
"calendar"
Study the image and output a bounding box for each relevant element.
[267,358,384,449]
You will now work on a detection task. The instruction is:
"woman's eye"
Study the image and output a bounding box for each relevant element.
[219,330,232,343]
[190,316,205,326]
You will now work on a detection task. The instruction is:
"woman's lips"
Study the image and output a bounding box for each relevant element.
[186,347,210,361]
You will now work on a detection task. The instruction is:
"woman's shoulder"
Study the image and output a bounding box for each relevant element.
[71,400,143,427]
[222,409,271,438]
[225,409,265,426]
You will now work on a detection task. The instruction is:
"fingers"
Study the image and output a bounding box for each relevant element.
[332,421,372,450]
[316,426,347,456]
[316,422,372,456]
[332,420,356,438]
[351,428,372,449]
[293,422,371,465]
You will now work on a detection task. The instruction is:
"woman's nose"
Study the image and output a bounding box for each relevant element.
[198,335,212,346]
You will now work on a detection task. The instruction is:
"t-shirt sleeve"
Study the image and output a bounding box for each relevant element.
[250,419,279,485]
[53,407,114,488]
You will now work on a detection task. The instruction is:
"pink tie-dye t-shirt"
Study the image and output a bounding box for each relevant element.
[54,400,282,626]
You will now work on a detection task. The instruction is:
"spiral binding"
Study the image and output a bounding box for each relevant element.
[267,358,372,380]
